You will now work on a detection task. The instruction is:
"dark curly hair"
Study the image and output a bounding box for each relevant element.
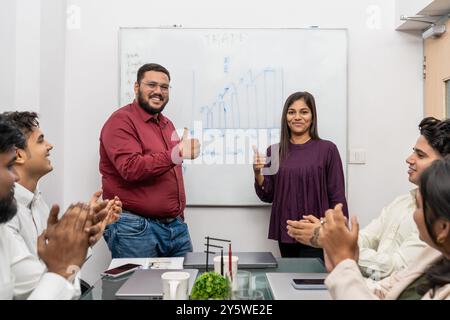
[0,116,26,152]
[419,117,450,157]
[1,111,40,139]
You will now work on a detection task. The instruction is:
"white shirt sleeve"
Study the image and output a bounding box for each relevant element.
[357,204,391,277]
[358,231,426,279]
[358,209,384,250]
[325,259,381,300]
[5,226,79,300]
[27,273,78,300]
[357,192,426,279]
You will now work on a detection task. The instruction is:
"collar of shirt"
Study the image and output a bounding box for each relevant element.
[408,188,418,201]
[132,100,169,125]
[14,182,40,209]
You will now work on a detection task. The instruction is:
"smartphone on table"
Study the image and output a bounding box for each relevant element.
[101,263,142,278]
[291,278,327,290]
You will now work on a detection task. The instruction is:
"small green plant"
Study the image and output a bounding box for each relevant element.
[190,271,230,300]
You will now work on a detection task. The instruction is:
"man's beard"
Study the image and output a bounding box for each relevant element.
[137,90,168,115]
[0,189,17,224]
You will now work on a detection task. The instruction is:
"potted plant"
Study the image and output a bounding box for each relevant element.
[190,272,231,300]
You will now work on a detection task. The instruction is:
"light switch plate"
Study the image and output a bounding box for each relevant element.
[349,149,366,164]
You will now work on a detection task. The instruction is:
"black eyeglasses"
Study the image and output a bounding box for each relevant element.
[141,81,171,93]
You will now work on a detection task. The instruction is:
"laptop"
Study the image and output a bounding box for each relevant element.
[183,252,278,269]
[115,269,198,300]
[266,273,331,300]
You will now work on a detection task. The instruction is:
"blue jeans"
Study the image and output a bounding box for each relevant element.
[104,211,193,258]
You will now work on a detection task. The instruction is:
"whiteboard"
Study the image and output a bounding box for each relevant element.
[119,28,347,206]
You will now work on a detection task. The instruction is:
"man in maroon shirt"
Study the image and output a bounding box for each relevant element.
[100,63,200,258]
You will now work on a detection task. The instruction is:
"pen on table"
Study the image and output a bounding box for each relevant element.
[229,243,232,281]
[220,249,224,276]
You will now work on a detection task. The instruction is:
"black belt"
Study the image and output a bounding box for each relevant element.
[154,217,176,224]
[123,209,178,224]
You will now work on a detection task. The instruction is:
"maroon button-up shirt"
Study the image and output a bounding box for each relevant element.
[99,101,185,219]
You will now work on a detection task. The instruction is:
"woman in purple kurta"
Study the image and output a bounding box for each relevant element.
[253,91,348,258]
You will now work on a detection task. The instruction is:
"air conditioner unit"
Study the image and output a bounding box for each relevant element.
[422,24,446,39]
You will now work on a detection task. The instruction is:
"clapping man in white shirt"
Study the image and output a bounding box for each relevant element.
[0,118,99,299]
[1,111,121,257]
[287,117,450,280]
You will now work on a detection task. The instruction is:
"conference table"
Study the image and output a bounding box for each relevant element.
[81,257,327,300]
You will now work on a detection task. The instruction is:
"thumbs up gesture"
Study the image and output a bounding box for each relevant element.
[178,128,201,160]
[252,145,266,174]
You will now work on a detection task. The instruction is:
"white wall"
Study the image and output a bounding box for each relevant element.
[0,0,41,112]
[3,1,424,265]
[14,0,41,110]
[0,0,16,109]
[38,0,67,208]
[0,0,66,206]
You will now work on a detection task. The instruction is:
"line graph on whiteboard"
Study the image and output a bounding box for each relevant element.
[196,68,284,129]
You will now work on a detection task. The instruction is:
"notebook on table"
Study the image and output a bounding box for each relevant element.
[183,252,278,269]
[115,268,198,300]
